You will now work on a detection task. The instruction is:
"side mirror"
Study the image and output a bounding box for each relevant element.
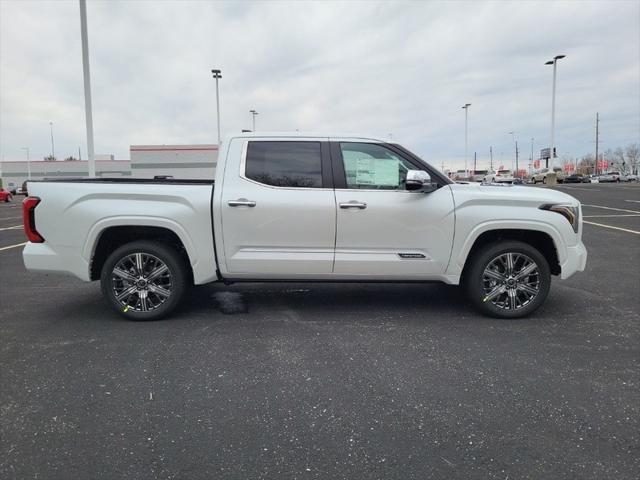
[406,170,437,193]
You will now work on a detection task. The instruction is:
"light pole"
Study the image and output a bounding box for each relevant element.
[79,0,95,177]
[509,131,519,178]
[49,121,55,159]
[545,54,566,169]
[462,103,471,178]
[211,69,222,145]
[21,147,31,179]
[250,109,259,131]
[530,137,534,176]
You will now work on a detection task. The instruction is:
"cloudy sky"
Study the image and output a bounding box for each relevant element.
[1,0,638,170]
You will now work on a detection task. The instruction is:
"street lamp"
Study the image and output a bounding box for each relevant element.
[462,103,471,178]
[211,69,222,145]
[21,147,31,179]
[250,109,259,131]
[49,121,55,159]
[545,54,566,168]
[508,131,519,178]
[530,137,535,176]
[80,0,95,177]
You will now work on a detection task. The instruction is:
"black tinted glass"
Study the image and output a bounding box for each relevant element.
[246,141,323,188]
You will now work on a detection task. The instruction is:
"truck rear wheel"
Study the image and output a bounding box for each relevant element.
[100,240,189,320]
[464,241,551,319]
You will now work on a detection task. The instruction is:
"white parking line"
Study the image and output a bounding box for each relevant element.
[0,224,22,231]
[583,214,640,218]
[0,216,23,221]
[583,221,640,235]
[556,185,601,191]
[626,200,640,204]
[0,242,27,252]
[582,204,640,214]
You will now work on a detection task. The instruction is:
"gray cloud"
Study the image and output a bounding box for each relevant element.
[1,0,638,171]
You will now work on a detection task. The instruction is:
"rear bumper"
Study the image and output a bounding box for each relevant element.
[22,242,90,281]
[560,241,587,280]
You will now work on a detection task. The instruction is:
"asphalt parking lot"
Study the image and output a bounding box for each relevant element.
[1,183,639,479]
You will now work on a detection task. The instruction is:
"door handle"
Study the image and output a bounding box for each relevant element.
[228,198,256,207]
[339,201,367,209]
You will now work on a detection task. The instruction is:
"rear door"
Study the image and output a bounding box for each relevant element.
[331,141,455,278]
[220,138,336,277]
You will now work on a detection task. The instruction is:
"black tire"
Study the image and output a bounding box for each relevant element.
[5,195,12,203]
[542,176,547,184]
[463,241,551,319]
[100,240,189,321]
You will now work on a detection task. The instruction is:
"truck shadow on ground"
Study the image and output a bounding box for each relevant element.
[179,282,572,322]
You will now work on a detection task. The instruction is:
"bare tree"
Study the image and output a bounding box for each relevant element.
[612,147,625,172]
[43,155,56,162]
[626,143,639,175]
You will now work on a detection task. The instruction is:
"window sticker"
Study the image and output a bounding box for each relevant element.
[352,158,399,186]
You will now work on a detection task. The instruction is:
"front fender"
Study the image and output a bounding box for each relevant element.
[450,220,567,275]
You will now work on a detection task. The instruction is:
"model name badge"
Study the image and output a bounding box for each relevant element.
[398,253,426,259]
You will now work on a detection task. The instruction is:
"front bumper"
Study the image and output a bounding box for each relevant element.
[560,241,587,279]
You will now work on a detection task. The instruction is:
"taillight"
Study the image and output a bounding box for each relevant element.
[23,196,44,243]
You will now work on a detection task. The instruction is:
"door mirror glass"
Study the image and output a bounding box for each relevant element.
[406,170,437,192]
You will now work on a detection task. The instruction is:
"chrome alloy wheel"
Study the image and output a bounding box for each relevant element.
[481,252,541,311]
[111,253,172,312]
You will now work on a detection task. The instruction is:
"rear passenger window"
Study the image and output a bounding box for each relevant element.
[245,141,323,188]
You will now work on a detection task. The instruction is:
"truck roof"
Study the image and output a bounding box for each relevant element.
[226,132,386,142]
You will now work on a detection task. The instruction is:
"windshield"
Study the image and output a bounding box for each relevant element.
[498,170,511,174]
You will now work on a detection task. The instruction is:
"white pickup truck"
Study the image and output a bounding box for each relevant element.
[22,133,587,320]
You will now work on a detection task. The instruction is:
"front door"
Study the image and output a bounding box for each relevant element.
[332,141,455,278]
[220,139,336,277]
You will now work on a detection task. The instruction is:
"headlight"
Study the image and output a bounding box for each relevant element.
[539,204,580,233]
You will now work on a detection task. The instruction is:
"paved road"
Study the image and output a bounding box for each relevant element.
[1,184,639,479]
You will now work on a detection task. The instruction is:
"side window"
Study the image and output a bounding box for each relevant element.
[245,141,323,188]
[340,142,415,190]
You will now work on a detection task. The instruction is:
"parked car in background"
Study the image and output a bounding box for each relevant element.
[0,189,13,202]
[564,173,585,183]
[451,170,469,182]
[470,169,488,182]
[483,169,515,183]
[627,174,639,182]
[5,182,18,195]
[17,181,29,195]
[531,168,565,184]
[599,171,626,183]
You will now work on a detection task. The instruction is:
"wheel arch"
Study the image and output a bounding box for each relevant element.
[459,227,561,280]
[89,224,194,282]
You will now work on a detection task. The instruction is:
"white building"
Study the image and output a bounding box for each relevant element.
[130,144,218,179]
[0,144,218,191]
[0,159,130,192]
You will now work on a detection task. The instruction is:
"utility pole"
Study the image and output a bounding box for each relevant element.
[509,132,519,178]
[595,112,599,175]
[473,151,477,172]
[79,0,96,177]
[515,140,519,178]
[489,146,494,171]
[49,121,55,159]
[462,103,471,178]
[21,147,31,179]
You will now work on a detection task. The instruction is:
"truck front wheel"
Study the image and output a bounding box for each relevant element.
[464,241,551,319]
[100,240,189,320]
